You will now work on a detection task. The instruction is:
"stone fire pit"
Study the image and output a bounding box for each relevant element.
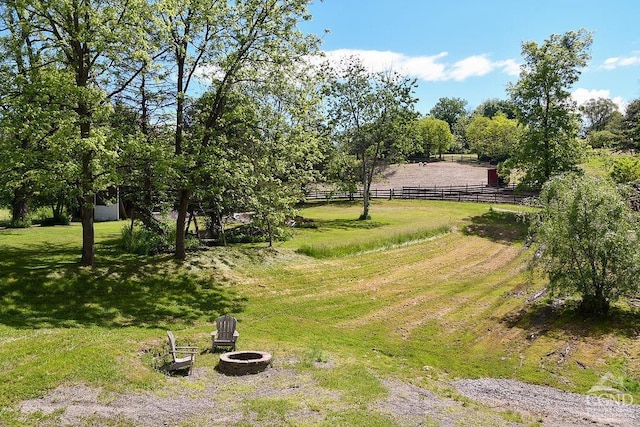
[217,351,272,375]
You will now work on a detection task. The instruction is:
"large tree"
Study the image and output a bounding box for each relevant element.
[622,99,640,150]
[507,29,592,189]
[323,56,417,220]
[429,97,468,131]
[465,113,520,163]
[18,0,150,266]
[155,0,319,259]
[0,4,76,226]
[473,98,516,120]
[579,97,618,134]
[413,116,453,159]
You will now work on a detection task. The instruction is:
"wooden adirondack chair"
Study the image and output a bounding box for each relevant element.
[211,315,239,351]
[166,331,198,375]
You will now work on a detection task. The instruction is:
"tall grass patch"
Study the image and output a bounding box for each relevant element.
[297,225,451,258]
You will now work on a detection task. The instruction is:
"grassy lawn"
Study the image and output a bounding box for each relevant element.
[1,199,639,425]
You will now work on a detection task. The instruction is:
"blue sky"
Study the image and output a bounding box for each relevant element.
[300,0,640,114]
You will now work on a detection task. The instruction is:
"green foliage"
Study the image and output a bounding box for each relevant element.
[120,222,199,255]
[325,151,361,194]
[473,98,517,119]
[466,113,520,163]
[609,157,640,184]
[532,173,640,316]
[429,97,469,131]
[121,224,170,255]
[8,218,31,229]
[507,29,593,188]
[413,116,453,158]
[587,130,621,149]
[322,56,418,219]
[579,97,619,134]
[622,99,640,148]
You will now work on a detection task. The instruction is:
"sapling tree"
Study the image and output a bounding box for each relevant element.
[323,56,418,220]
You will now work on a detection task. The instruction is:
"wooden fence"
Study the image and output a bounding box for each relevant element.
[305,184,536,205]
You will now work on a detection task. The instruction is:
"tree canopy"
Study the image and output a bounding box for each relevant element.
[429,97,469,131]
[465,113,519,163]
[0,0,323,264]
[413,116,453,159]
[322,56,417,220]
[507,29,592,189]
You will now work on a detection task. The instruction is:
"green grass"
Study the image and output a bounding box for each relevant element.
[1,200,639,425]
[580,148,640,178]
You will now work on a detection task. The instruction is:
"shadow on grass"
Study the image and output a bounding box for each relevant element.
[0,240,247,330]
[503,300,640,339]
[463,209,529,244]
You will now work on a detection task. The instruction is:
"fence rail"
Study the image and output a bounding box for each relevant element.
[306,184,536,205]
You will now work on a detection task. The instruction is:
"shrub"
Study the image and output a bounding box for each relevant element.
[532,173,640,316]
[121,223,169,255]
[609,157,640,184]
[122,221,201,255]
[8,218,32,228]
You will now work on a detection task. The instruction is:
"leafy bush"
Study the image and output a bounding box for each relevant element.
[40,214,71,227]
[532,173,640,316]
[609,157,640,184]
[121,222,200,255]
[8,218,32,228]
[225,223,291,244]
[121,223,169,255]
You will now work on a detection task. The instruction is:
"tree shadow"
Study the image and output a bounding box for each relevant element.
[502,299,640,340]
[462,209,530,244]
[0,240,247,330]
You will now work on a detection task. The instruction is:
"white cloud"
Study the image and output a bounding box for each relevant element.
[602,55,640,70]
[571,88,627,112]
[495,59,521,76]
[320,49,519,82]
[449,55,494,81]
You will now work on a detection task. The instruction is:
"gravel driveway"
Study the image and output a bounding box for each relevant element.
[19,368,640,426]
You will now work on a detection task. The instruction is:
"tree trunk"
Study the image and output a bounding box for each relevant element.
[361,157,370,220]
[80,147,95,267]
[80,193,95,266]
[175,188,191,260]
[11,187,30,225]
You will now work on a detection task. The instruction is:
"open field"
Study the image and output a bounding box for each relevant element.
[2,200,640,425]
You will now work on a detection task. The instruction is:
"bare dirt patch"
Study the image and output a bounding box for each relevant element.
[372,162,490,189]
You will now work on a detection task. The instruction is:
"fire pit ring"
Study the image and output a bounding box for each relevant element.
[217,351,272,375]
